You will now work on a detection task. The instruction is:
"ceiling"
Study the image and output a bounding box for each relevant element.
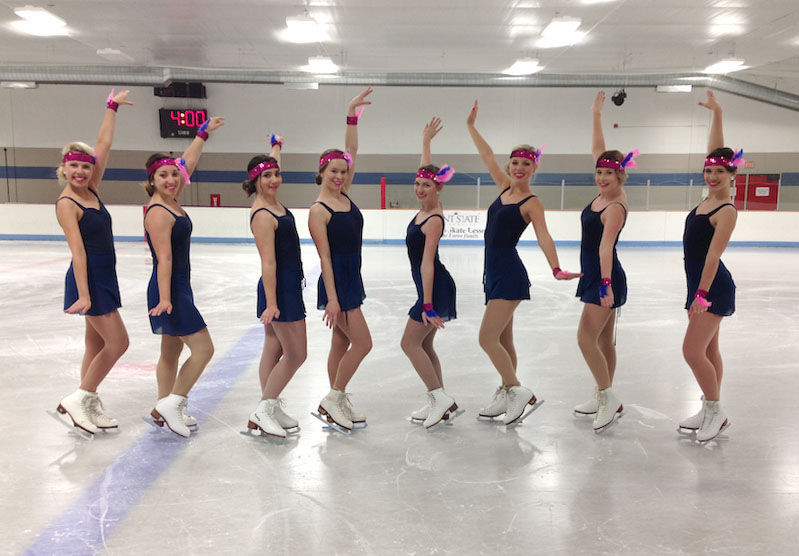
[1,0,798,94]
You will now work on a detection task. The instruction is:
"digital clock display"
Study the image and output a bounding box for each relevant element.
[158,108,208,138]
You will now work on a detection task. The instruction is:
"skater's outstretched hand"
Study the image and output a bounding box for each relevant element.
[65,296,91,315]
[698,90,722,112]
[422,311,445,330]
[323,299,340,329]
[466,100,478,127]
[260,305,280,325]
[591,91,605,115]
[348,87,373,115]
[423,117,443,143]
[554,269,583,280]
[149,300,173,317]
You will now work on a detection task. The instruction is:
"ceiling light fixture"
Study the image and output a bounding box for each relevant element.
[537,17,585,48]
[611,89,627,106]
[301,56,338,74]
[656,85,692,93]
[703,59,746,74]
[503,58,544,76]
[96,48,134,62]
[11,5,69,36]
[281,14,328,43]
[1,81,37,89]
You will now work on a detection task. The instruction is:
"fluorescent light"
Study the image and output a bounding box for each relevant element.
[301,56,338,74]
[503,58,544,75]
[285,82,319,90]
[280,15,328,43]
[537,17,585,47]
[11,5,68,36]
[96,48,134,62]
[656,85,692,93]
[703,59,747,74]
[1,81,37,89]
[542,17,581,37]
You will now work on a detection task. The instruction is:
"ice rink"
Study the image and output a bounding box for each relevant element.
[2,239,798,555]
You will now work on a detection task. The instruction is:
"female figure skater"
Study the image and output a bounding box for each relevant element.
[144,116,225,438]
[244,133,306,438]
[309,87,374,432]
[55,89,133,436]
[401,117,459,429]
[466,100,581,426]
[573,91,637,432]
[679,90,738,442]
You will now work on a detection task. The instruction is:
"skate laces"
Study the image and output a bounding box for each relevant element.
[177,397,188,415]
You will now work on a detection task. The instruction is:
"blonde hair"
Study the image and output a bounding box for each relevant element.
[504,144,539,174]
[56,142,95,186]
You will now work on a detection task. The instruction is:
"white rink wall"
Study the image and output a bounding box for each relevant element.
[1,203,798,245]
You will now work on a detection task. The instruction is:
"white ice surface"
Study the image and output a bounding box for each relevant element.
[1,240,798,555]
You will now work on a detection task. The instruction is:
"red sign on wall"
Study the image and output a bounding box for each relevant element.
[210,194,221,207]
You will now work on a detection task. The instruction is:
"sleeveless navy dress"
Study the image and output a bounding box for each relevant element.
[252,206,306,322]
[145,204,206,336]
[60,190,121,316]
[406,213,457,322]
[683,203,736,316]
[484,187,535,304]
[316,193,366,312]
[576,198,627,308]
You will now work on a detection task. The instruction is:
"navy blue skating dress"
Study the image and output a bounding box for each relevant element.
[252,206,306,322]
[406,213,457,322]
[683,202,736,316]
[60,190,121,316]
[145,204,206,336]
[316,193,366,311]
[576,198,627,308]
[484,187,535,304]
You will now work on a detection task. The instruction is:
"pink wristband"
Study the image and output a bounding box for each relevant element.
[423,303,433,312]
[552,267,562,278]
[346,116,358,126]
[695,289,712,308]
[196,130,209,141]
[106,90,119,112]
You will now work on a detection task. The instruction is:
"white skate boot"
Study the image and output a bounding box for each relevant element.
[411,392,433,422]
[593,387,623,431]
[423,388,463,429]
[56,388,98,435]
[503,385,540,426]
[678,396,705,433]
[313,389,353,433]
[478,387,508,419]
[246,399,287,438]
[573,386,599,416]
[271,398,299,432]
[152,394,191,438]
[342,392,367,428]
[181,404,198,429]
[696,400,729,442]
[86,393,118,430]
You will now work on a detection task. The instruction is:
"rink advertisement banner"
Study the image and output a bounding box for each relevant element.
[441,211,487,241]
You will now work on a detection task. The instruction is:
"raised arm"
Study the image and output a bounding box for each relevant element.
[421,117,443,167]
[91,89,133,191]
[342,87,373,195]
[252,211,279,324]
[699,90,724,153]
[591,91,607,163]
[269,134,284,167]
[181,116,225,175]
[466,101,510,190]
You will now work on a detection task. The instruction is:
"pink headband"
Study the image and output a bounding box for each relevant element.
[319,151,353,167]
[147,157,191,184]
[416,165,455,184]
[248,160,280,181]
[62,152,96,165]
[510,146,543,164]
[704,149,744,169]
[596,149,640,172]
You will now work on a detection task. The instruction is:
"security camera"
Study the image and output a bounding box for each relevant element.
[611,89,627,106]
